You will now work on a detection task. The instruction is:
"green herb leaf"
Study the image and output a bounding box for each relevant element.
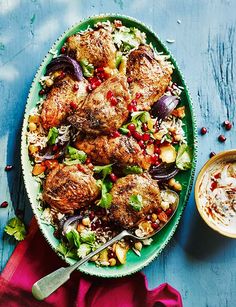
[4,217,27,241]
[176,144,192,170]
[96,179,113,209]
[93,164,113,180]
[67,145,87,163]
[129,194,143,211]
[77,243,91,258]
[56,242,68,257]
[123,165,143,175]
[115,52,123,68]
[47,127,59,145]
[66,229,80,248]
[80,229,96,244]
[119,127,130,134]
[79,59,94,77]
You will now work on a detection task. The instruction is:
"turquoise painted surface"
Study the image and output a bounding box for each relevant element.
[0,0,235,306]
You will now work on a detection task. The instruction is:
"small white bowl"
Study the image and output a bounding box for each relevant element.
[195,149,236,238]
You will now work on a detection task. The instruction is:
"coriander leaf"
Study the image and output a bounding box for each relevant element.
[67,146,87,163]
[96,179,113,209]
[80,229,96,244]
[47,127,59,145]
[79,59,94,77]
[115,52,123,68]
[176,144,192,170]
[56,242,68,257]
[77,243,91,258]
[123,165,143,175]
[93,164,113,179]
[66,229,80,248]
[129,194,143,211]
[98,192,112,209]
[65,249,78,259]
[119,127,129,134]
[4,217,27,241]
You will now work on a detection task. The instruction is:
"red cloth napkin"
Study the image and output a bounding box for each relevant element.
[0,218,183,307]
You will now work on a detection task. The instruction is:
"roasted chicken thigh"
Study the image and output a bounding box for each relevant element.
[126,45,173,110]
[40,75,88,130]
[68,74,130,135]
[42,164,99,214]
[74,134,151,169]
[67,28,116,68]
[110,173,161,229]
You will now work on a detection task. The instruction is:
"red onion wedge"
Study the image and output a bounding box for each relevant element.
[151,95,179,121]
[46,55,83,81]
[149,163,179,181]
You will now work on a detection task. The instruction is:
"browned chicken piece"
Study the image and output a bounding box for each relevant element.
[68,74,130,135]
[40,75,88,130]
[42,164,99,214]
[110,173,161,229]
[74,134,151,170]
[126,45,173,110]
[67,28,116,68]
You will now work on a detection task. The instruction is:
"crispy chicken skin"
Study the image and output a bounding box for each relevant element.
[126,45,173,110]
[68,74,130,135]
[74,134,151,169]
[67,28,116,68]
[42,164,99,214]
[110,173,161,229]
[40,75,88,130]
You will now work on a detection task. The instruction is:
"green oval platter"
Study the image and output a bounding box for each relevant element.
[21,14,197,278]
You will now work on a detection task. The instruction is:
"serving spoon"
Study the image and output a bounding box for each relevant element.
[32,190,179,300]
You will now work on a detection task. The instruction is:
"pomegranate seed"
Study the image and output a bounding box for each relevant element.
[5,165,13,171]
[86,84,93,92]
[142,123,148,132]
[73,84,79,91]
[53,229,60,239]
[154,146,161,154]
[127,104,134,112]
[142,149,147,155]
[127,131,132,137]
[77,164,86,172]
[110,96,118,106]
[110,173,117,182]
[89,77,98,84]
[127,77,133,83]
[127,123,136,132]
[39,89,45,96]
[52,145,58,152]
[106,90,113,100]
[111,131,120,138]
[150,155,158,164]
[148,139,154,145]
[133,106,137,111]
[70,101,77,109]
[146,215,151,220]
[209,152,216,158]
[142,133,150,141]
[59,71,66,79]
[223,120,232,130]
[89,211,95,220]
[133,131,142,140]
[85,157,91,164]
[96,67,104,73]
[91,83,97,90]
[131,99,137,106]
[60,46,66,54]
[114,20,122,28]
[166,208,173,216]
[154,160,161,167]
[211,181,217,191]
[218,135,226,142]
[157,208,162,214]
[200,127,207,135]
[138,140,145,149]
[151,222,159,230]
[0,201,8,208]
[135,92,142,99]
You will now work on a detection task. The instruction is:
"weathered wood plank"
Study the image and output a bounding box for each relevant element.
[0,1,235,306]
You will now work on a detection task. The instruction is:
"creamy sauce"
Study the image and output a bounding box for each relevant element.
[198,158,236,235]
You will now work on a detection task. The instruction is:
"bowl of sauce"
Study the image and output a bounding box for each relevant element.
[195,150,236,238]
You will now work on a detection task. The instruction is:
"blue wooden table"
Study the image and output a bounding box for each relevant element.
[0,1,235,306]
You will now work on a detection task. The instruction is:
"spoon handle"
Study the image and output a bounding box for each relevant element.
[32,230,129,300]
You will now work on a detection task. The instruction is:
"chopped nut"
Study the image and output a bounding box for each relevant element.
[151,213,158,221]
[174,134,182,142]
[28,122,37,132]
[29,114,40,124]
[90,254,99,262]
[32,164,46,176]
[82,217,91,227]
[77,224,85,232]
[158,211,168,223]
[134,242,142,251]
[168,178,176,187]
[28,145,39,155]
[109,258,117,266]
[174,182,182,191]
[45,78,54,87]
[161,201,170,211]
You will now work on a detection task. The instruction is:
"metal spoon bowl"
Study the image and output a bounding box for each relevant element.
[32,190,179,300]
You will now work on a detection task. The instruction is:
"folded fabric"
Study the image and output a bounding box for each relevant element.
[0,218,183,307]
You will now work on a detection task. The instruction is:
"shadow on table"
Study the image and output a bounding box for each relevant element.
[174,193,234,261]
[6,126,33,225]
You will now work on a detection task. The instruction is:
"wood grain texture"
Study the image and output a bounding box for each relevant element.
[0,0,235,306]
